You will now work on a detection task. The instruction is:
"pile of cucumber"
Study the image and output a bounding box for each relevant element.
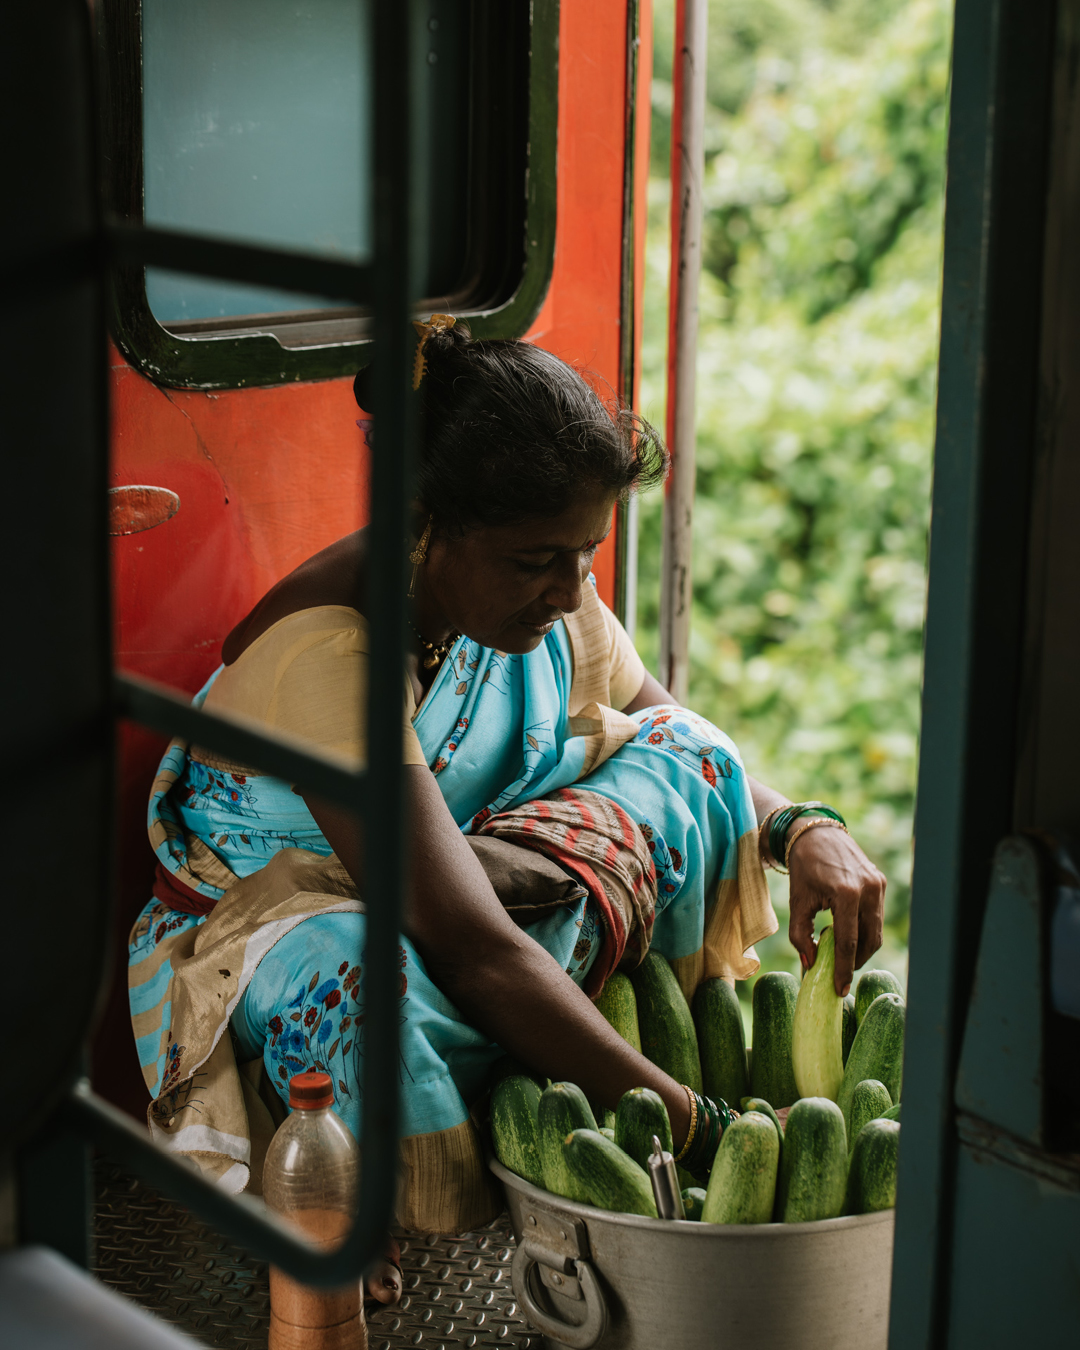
[490,930,905,1226]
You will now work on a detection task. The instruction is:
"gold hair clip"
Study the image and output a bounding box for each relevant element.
[412,313,457,390]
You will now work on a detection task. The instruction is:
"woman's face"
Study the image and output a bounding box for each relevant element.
[419,484,619,654]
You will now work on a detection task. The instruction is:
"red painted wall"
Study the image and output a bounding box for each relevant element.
[99,0,647,1111]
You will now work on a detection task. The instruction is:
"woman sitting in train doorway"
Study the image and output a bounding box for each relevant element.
[128,316,885,1297]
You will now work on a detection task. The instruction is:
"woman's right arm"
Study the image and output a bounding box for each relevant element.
[302,768,694,1146]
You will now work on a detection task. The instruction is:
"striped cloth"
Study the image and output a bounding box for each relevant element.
[478,786,656,996]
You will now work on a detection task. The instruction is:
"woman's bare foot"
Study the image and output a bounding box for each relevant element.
[364,1236,402,1311]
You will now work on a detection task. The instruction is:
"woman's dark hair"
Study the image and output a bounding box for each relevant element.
[353,323,668,535]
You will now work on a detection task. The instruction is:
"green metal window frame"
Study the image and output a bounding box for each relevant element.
[99,0,559,391]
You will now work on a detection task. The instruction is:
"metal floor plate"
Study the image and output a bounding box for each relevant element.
[366,1225,537,1350]
[93,1161,538,1349]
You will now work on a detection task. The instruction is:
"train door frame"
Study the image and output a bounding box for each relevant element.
[893,0,1080,1343]
[8,0,426,1291]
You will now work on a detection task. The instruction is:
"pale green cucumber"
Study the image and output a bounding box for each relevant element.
[701,1112,780,1225]
[681,1187,707,1221]
[538,1082,597,1202]
[596,971,642,1051]
[777,1097,847,1222]
[490,1074,545,1188]
[844,1118,899,1214]
[614,1087,673,1173]
[630,952,703,1093]
[849,1079,892,1154]
[838,992,905,1134]
[791,927,845,1102]
[842,994,857,1065]
[749,971,800,1108]
[693,977,749,1108]
[740,1096,785,1150]
[855,969,903,1025]
[563,1128,657,1217]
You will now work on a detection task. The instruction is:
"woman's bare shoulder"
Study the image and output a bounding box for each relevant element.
[221,531,367,665]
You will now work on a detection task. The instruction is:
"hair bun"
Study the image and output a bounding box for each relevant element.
[353,318,472,411]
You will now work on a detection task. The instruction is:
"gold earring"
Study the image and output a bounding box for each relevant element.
[408,516,433,598]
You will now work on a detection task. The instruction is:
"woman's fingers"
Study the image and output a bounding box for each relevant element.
[830,889,861,997]
[788,891,821,971]
[854,870,886,970]
[785,827,887,993]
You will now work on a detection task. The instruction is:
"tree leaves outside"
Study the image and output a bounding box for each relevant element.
[636,0,952,992]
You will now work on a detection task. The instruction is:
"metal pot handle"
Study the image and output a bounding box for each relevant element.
[511,1241,608,1348]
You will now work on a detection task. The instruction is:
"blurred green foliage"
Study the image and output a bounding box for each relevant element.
[636,0,952,989]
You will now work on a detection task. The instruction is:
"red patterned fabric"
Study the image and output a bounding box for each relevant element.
[152,861,217,917]
[477,787,657,998]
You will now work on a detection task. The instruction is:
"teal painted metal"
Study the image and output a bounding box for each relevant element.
[945,1135,1080,1344]
[954,837,1045,1144]
[889,0,1057,1343]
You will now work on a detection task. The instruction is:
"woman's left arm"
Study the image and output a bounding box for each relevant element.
[623,671,886,996]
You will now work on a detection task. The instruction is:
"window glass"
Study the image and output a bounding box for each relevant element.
[142,0,373,323]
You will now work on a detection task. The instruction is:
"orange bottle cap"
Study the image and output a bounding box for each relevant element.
[289,1071,334,1110]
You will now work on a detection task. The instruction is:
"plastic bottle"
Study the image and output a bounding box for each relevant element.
[263,1071,364,1349]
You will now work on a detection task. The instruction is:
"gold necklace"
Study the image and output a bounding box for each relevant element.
[408,620,458,670]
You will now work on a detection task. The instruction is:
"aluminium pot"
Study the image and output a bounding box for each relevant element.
[491,1157,894,1350]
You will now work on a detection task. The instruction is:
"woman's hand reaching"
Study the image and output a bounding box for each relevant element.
[623,680,889,998]
[787,824,886,996]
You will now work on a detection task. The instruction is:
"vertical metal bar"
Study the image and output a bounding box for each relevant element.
[658,0,706,700]
[355,0,418,1251]
[889,0,1057,1343]
[3,0,111,1246]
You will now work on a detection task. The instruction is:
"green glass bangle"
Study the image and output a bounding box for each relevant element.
[768,801,846,867]
[680,1090,730,1180]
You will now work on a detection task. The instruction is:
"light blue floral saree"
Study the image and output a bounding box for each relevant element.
[128,590,774,1227]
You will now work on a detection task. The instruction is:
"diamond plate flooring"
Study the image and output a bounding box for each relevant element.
[93,1160,539,1349]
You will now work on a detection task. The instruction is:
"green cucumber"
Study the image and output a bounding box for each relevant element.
[490,1055,544,1089]
[563,1128,657,1217]
[777,1097,847,1222]
[842,994,857,1065]
[614,1087,673,1173]
[538,1082,597,1202]
[630,952,703,1093]
[749,971,800,1108]
[596,972,642,1051]
[849,1079,893,1153]
[881,1102,901,1122]
[838,992,905,1134]
[740,1097,785,1150]
[844,1118,899,1214]
[490,1074,545,1188]
[791,927,845,1102]
[681,1187,707,1221]
[602,1108,616,1131]
[701,1112,780,1225]
[855,969,903,1025]
[693,977,749,1108]
[600,1126,616,1142]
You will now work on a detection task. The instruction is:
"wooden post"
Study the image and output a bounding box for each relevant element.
[659,0,707,700]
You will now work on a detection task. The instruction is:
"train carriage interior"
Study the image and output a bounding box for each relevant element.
[2,0,1078,1347]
